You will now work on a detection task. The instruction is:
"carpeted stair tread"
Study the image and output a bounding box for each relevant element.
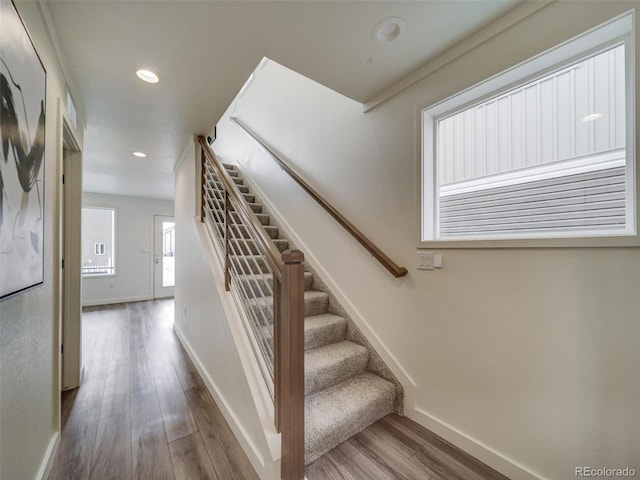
[271,238,289,252]
[248,290,329,320]
[248,202,262,213]
[238,271,314,298]
[231,211,270,225]
[231,238,289,256]
[302,290,329,317]
[305,373,396,464]
[231,223,279,239]
[263,225,279,238]
[216,179,249,194]
[305,341,368,395]
[304,313,347,350]
[213,179,249,192]
[254,213,270,225]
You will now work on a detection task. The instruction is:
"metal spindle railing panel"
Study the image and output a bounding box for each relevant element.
[202,162,227,259]
[199,141,305,480]
[201,154,276,397]
[226,211,277,379]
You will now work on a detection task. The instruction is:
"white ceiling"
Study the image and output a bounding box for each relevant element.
[47,0,520,200]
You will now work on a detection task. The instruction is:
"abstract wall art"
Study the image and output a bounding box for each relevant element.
[0,0,46,301]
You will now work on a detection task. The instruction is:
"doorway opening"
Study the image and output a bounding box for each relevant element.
[58,104,82,392]
[153,215,175,298]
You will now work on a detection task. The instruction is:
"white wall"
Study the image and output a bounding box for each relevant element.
[173,144,280,479]
[81,193,173,306]
[0,2,84,478]
[211,2,640,479]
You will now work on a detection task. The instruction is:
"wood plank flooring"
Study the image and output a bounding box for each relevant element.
[51,299,508,480]
[306,413,510,480]
[49,299,259,480]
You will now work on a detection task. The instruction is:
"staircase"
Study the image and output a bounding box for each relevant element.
[220,163,401,464]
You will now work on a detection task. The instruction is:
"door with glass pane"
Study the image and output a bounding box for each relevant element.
[153,215,175,298]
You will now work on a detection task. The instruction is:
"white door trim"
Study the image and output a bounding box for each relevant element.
[56,98,83,393]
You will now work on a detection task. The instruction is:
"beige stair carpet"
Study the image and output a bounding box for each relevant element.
[217,164,402,464]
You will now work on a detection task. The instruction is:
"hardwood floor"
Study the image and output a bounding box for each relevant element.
[306,414,510,480]
[49,299,259,480]
[51,299,507,480]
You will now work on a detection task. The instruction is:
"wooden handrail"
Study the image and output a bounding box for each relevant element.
[198,136,305,480]
[199,136,283,282]
[229,117,408,278]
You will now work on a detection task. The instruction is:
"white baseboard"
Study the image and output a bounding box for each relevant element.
[36,432,59,480]
[409,407,545,480]
[82,294,151,307]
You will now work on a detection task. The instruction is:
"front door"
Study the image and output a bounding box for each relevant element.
[153,215,175,298]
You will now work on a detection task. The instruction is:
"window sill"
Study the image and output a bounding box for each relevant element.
[418,234,640,249]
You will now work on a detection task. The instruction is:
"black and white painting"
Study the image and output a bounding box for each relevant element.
[0,0,46,301]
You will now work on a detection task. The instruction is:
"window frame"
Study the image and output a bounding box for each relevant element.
[420,11,637,248]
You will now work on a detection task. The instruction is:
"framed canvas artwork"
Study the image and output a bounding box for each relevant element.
[0,0,46,301]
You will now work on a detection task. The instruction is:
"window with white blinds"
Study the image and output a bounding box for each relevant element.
[422,13,635,243]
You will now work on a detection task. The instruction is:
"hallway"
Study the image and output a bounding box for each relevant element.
[48,300,259,480]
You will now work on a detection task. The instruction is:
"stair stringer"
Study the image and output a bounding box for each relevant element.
[174,216,282,480]
[226,160,417,416]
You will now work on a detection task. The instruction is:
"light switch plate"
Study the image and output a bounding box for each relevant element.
[417,251,434,270]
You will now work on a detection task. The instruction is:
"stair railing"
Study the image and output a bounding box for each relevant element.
[198,136,305,480]
[230,116,408,278]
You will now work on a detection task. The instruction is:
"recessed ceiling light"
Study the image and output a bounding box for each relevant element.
[133,151,147,158]
[372,17,406,45]
[136,69,159,84]
[581,113,603,122]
